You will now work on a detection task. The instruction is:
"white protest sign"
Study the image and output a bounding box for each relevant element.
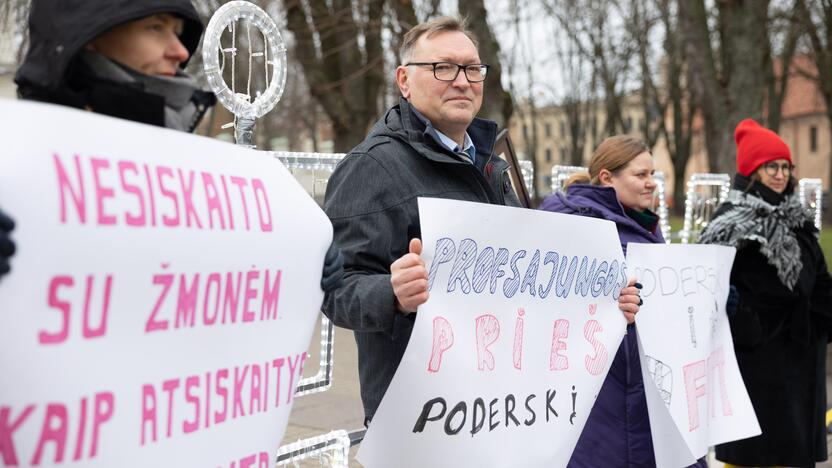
[627,243,760,467]
[0,99,330,467]
[358,198,629,468]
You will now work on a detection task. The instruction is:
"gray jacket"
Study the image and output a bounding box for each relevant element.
[322,98,521,420]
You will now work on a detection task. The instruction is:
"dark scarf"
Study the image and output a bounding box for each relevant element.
[67,51,214,132]
[698,174,815,290]
[624,206,659,233]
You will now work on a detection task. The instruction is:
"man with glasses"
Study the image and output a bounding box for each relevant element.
[321,16,521,424]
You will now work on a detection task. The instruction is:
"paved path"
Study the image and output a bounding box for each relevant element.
[283,319,832,467]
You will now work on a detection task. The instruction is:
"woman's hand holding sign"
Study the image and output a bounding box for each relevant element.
[391,238,429,314]
[617,278,642,324]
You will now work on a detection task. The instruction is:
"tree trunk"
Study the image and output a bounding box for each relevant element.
[681,0,770,175]
[765,2,800,132]
[795,0,832,222]
[458,0,513,129]
[284,0,386,152]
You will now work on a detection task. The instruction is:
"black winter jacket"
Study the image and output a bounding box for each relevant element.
[708,176,832,466]
[322,98,521,420]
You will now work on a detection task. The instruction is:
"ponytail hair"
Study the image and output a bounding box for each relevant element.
[563,135,650,191]
[564,172,591,189]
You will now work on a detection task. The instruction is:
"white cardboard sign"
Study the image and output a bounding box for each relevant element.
[627,243,760,467]
[358,198,630,468]
[0,99,331,467]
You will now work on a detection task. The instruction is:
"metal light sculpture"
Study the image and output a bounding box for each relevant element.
[518,159,534,196]
[550,165,588,193]
[273,152,346,203]
[652,171,671,243]
[798,178,823,231]
[267,152,345,396]
[202,1,287,146]
[276,430,351,468]
[680,173,731,244]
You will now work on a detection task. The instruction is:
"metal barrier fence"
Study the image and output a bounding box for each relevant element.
[799,178,824,230]
[679,173,732,244]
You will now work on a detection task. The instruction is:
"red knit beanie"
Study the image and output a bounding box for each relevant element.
[734,118,792,176]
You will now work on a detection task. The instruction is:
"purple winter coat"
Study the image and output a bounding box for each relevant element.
[541,184,670,468]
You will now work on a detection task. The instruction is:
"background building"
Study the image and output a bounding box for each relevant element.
[510,56,830,206]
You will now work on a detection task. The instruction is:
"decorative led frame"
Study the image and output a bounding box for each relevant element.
[798,178,823,231]
[272,152,350,464]
[518,160,534,196]
[272,151,345,203]
[276,430,351,467]
[202,1,287,121]
[295,315,335,396]
[550,165,588,193]
[266,152,345,396]
[680,173,731,244]
[272,152,346,173]
[652,171,671,243]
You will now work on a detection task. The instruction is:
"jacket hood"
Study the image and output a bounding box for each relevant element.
[15,0,203,94]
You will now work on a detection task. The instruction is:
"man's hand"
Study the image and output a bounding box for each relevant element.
[390,238,428,314]
[618,278,642,324]
[0,208,16,280]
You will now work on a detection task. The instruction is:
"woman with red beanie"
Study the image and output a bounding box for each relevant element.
[699,118,832,467]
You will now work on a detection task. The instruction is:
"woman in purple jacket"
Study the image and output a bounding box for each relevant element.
[540,136,704,467]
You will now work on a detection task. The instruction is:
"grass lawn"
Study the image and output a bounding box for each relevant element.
[820,228,832,272]
[667,215,832,271]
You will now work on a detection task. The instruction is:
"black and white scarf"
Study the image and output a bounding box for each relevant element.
[699,181,814,290]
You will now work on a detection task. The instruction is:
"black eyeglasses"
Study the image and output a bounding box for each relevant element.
[761,162,793,177]
[404,62,490,82]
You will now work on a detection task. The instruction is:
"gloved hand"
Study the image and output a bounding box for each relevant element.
[726,284,740,317]
[320,242,344,293]
[0,208,16,280]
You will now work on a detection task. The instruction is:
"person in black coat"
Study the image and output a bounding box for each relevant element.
[2,0,343,290]
[15,0,214,131]
[699,118,832,468]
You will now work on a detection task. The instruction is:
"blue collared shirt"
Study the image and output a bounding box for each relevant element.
[410,107,477,164]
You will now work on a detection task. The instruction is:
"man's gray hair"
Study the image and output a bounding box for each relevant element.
[399,16,478,64]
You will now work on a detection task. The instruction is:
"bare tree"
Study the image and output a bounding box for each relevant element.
[543,0,635,137]
[284,0,388,151]
[658,0,697,214]
[458,0,513,128]
[765,1,802,132]
[795,0,832,212]
[627,0,662,148]
[680,0,771,174]
[504,0,541,198]
[555,33,593,166]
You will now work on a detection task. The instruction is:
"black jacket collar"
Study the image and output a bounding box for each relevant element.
[391,97,498,169]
